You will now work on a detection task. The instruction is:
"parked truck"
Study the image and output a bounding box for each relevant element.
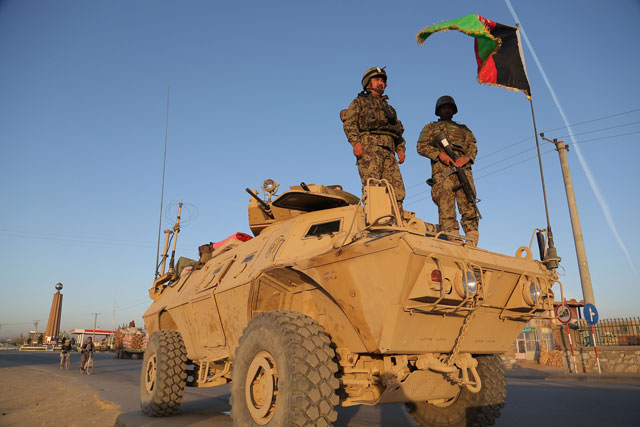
[114,325,147,359]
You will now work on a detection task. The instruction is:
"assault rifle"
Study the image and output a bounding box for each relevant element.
[431,133,482,220]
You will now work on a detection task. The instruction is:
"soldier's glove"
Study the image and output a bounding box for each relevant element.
[397,151,405,164]
[454,156,470,167]
[438,152,453,165]
[353,142,364,158]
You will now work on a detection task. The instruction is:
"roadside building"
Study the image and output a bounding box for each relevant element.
[69,329,114,349]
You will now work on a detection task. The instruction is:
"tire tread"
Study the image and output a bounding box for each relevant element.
[140,330,188,417]
[231,310,339,426]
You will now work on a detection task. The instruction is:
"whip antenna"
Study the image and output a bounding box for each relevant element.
[155,87,170,278]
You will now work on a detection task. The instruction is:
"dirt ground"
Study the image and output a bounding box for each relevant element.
[0,364,119,427]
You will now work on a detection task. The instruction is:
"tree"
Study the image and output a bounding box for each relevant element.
[26,337,32,345]
[37,334,44,345]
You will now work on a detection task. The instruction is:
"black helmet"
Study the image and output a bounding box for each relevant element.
[435,95,458,115]
[361,67,387,90]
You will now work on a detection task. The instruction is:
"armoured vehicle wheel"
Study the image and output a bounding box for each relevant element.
[140,330,188,417]
[406,355,506,427]
[231,310,339,426]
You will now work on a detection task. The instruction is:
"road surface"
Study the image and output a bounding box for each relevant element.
[2,351,639,426]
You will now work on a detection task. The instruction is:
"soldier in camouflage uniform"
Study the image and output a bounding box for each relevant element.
[341,67,406,209]
[416,96,480,243]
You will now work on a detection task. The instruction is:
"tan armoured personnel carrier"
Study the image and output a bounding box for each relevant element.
[140,179,561,426]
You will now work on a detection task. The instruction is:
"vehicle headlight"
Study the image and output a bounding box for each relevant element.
[522,278,540,306]
[262,178,276,193]
[465,270,477,296]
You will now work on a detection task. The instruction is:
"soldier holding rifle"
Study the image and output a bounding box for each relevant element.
[417,95,480,245]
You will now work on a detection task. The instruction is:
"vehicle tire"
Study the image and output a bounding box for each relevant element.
[231,310,339,426]
[140,330,188,417]
[406,355,506,427]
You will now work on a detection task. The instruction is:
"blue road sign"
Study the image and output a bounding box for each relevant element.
[584,303,599,325]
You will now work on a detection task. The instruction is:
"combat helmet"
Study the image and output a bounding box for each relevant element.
[361,67,387,90]
[435,95,458,115]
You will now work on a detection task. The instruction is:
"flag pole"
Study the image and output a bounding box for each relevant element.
[528,94,560,269]
[518,22,559,270]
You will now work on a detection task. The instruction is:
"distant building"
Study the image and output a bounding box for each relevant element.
[512,299,584,361]
[69,328,115,347]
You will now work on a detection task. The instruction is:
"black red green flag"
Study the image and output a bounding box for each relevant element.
[417,14,531,99]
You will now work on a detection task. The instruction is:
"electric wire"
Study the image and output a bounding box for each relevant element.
[539,107,640,134]
[550,121,640,140]
[0,229,153,248]
[405,126,638,207]
[564,130,640,145]
[403,119,640,200]
[115,298,152,312]
[405,147,555,207]
[475,108,640,161]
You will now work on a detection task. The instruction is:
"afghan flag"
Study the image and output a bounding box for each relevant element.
[417,14,531,99]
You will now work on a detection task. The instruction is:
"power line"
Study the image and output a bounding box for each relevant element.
[116,298,151,312]
[405,148,558,207]
[545,121,640,140]
[477,116,640,162]
[476,135,533,161]
[567,130,640,145]
[404,108,640,193]
[539,107,640,134]
[0,229,153,248]
[404,125,639,200]
[473,146,537,173]
[474,147,557,181]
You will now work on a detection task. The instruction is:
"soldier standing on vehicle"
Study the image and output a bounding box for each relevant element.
[417,95,479,244]
[341,67,407,211]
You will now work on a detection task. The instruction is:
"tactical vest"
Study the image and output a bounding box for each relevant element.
[356,93,403,138]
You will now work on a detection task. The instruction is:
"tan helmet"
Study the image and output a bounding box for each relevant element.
[435,95,458,115]
[361,67,387,90]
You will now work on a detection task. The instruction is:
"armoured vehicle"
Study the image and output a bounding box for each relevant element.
[140,179,560,426]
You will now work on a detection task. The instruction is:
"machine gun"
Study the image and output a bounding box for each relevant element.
[431,133,482,220]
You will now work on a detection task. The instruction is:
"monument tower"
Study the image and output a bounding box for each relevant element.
[44,283,63,343]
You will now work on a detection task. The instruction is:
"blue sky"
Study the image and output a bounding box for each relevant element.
[1,0,639,339]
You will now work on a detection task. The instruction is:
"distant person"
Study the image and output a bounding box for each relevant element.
[59,339,72,368]
[341,67,407,211]
[80,337,95,372]
[417,95,479,244]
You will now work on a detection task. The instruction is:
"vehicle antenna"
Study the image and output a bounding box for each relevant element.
[155,87,170,278]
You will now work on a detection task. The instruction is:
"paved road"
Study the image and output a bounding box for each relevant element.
[2,351,639,426]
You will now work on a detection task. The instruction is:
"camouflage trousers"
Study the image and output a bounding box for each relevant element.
[431,168,478,234]
[356,143,405,202]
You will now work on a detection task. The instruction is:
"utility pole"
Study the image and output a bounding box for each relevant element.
[541,134,596,306]
[111,299,116,347]
[91,313,100,343]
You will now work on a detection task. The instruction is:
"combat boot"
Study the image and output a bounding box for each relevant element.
[466,230,479,247]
